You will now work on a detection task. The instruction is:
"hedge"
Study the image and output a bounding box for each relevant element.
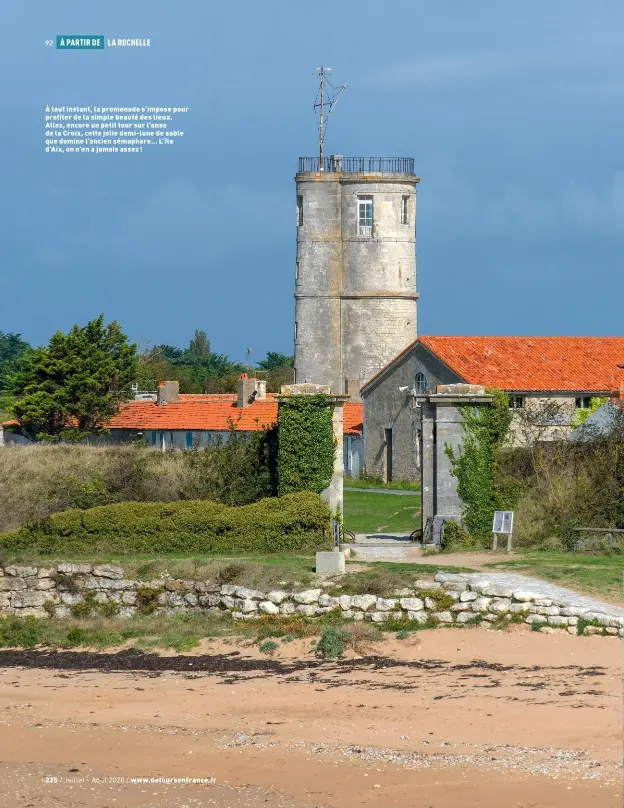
[0,492,333,557]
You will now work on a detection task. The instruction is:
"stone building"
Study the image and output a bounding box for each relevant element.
[360,335,624,482]
[293,155,419,397]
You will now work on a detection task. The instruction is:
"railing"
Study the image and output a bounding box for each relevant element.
[298,156,415,174]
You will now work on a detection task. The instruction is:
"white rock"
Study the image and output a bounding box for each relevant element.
[296,605,317,616]
[375,598,397,611]
[122,591,137,605]
[535,606,560,616]
[489,599,511,614]
[407,611,428,623]
[434,572,469,583]
[433,611,454,623]
[399,597,424,612]
[220,595,237,609]
[318,594,339,608]
[11,591,50,608]
[468,581,492,594]
[441,582,467,592]
[198,594,221,607]
[456,612,479,624]
[234,586,265,600]
[584,625,604,636]
[33,579,55,591]
[220,584,238,596]
[351,594,377,611]
[258,601,279,615]
[509,602,531,613]
[605,627,619,635]
[240,599,258,614]
[338,595,353,611]
[424,597,436,610]
[370,612,389,622]
[293,589,322,605]
[460,591,479,602]
[350,612,364,621]
[266,590,288,604]
[567,616,578,626]
[184,593,198,607]
[92,564,124,580]
[57,562,93,575]
[37,567,55,579]
[470,597,491,613]
[560,606,585,616]
[451,602,471,612]
[533,598,553,607]
[579,611,611,627]
[280,602,296,615]
[525,614,547,624]
[481,613,497,621]
[5,565,37,577]
[414,581,441,590]
[567,626,577,635]
[512,591,539,602]
[483,585,513,598]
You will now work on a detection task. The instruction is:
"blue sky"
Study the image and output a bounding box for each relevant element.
[2,1,623,362]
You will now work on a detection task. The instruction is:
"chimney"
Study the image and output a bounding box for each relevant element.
[157,380,180,405]
[236,374,266,408]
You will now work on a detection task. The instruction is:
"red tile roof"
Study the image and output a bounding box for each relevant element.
[107,397,363,435]
[3,394,363,436]
[362,336,624,393]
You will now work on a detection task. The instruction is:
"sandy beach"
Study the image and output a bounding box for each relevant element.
[0,625,621,807]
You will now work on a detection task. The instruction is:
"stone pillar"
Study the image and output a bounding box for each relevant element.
[417,385,492,544]
[277,384,350,518]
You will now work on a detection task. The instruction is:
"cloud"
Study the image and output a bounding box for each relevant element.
[421,160,624,240]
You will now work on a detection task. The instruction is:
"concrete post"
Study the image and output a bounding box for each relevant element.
[417,385,492,544]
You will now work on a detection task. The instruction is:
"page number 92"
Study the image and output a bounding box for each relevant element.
[46,40,54,47]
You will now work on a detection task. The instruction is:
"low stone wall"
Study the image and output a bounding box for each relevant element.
[0,565,621,638]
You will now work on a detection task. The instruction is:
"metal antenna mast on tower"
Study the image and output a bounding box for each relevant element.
[314,66,347,169]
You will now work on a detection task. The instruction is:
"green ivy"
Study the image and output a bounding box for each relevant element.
[277,395,335,495]
[445,389,513,541]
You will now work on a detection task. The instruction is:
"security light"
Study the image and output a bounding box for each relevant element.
[399,386,409,393]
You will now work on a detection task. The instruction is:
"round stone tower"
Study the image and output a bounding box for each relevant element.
[294,155,419,397]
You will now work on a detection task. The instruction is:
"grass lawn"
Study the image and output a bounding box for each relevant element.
[345,477,421,492]
[343,490,421,534]
[484,552,624,603]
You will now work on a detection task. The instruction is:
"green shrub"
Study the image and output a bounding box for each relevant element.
[395,629,411,640]
[136,586,164,615]
[259,640,279,655]
[441,520,477,552]
[316,626,346,658]
[0,492,332,557]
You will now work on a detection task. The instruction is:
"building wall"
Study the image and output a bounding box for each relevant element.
[294,171,418,395]
[361,343,462,481]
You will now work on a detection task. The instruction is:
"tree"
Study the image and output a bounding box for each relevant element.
[0,332,31,392]
[185,329,211,362]
[10,315,138,440]
[257,352,294,371]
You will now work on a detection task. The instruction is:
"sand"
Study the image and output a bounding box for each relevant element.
[0,625,621,807]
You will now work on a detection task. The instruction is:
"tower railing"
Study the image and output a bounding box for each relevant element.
[298,156,415,174]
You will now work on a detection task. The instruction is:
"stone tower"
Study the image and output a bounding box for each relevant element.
[294,155,419,397]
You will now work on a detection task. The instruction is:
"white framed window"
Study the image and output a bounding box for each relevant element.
[575,396,592,409]
[357,195,373,236]
[415,372,428,393]
[297,195,303,226]
[509,395,525,409]
[401,195,409,225]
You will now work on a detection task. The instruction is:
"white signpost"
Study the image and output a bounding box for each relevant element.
[492,511,514,552]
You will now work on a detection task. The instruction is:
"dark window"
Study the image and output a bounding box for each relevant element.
[415,372,428,393]
[575,397,592,409]
[509,396,524,409]
[297,195,303,226]
[385,428,393,482]
[401,195,409,225]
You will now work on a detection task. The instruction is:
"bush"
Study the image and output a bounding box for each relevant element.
[0,492,332,557]
[316,626,346,659]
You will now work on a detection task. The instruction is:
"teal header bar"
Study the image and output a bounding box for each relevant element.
[56,36,105,50]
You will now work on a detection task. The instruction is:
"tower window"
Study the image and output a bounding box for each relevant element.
[415,372,428,393]
[357,195,373,237]
[294,321,298,342]
[295,261,299,280]
[297,195,303,226]
[401,195,409,225]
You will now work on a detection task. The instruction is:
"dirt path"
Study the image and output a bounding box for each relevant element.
[0,626,621,807]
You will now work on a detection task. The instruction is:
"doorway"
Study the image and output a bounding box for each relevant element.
[384,428,393,482]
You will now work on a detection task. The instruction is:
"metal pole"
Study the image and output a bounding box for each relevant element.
[319,67,324,168]
[506,532,512,553]
[492,533,498,551]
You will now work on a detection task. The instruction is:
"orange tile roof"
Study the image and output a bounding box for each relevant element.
[3,395,363,436]
[362,336,624,393]
[106,397,363,434]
